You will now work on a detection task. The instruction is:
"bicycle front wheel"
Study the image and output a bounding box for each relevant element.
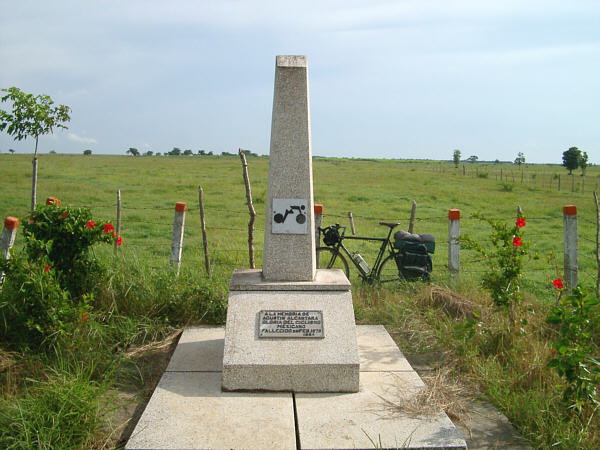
[377,254,405,284]
[316,247,350,278]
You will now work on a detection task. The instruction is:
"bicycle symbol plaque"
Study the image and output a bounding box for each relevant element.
[272,198,308,234]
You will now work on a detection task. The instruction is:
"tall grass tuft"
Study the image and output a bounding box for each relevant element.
[0,355,113,449]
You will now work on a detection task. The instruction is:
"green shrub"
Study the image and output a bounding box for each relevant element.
[0,254,81,345]
[548,286,600,411]
[499,182,514,192]
[477,172,489,179]
[0,203,117,345]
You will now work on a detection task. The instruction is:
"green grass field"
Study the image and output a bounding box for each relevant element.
[1,154,598,293]
[1,153,599,449]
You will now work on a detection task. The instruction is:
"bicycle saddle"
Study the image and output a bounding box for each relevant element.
[379,222,401,229]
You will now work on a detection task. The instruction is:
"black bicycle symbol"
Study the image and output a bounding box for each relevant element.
[274,205,306,224]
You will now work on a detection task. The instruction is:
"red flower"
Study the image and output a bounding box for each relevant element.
[61,211,68,217]
[117,236,122,246]
[513,237,522,247]
[44,265,51,272]
[103,223,114,233]
[551,349,557,356]
[29,216,34,224]
[81,312,89,323]
[516,217,526,228]
[553,278,564,290]
[112,231,117,238]
[86,220,95,229]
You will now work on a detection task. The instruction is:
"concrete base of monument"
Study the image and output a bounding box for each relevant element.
[125,325,467,450]
[229,268,351,291]
[222,287,360,392]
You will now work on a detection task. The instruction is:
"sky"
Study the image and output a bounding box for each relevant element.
[0,0,599,163]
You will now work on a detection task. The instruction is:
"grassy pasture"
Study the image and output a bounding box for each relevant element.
[1,154,599,448]
[1,154,598,295]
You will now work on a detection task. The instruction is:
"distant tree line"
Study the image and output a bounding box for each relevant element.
[125,147,259,157]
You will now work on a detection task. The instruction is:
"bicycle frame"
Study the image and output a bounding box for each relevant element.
[320,225,398,283]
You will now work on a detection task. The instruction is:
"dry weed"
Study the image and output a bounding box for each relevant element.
[420,284,482,319]
[124,329,182,359]
[377,367,472,432]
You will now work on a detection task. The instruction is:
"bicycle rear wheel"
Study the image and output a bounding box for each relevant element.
[377,254,405,284]
[316,247,350,278]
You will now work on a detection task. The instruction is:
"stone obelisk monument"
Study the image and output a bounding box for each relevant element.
[222,55,359,392]
[262,55,316,281]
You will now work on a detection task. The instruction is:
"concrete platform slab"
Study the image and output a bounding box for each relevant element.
[222,290,359,392]
[358,325,413,372]
[127,326,467,449]
[166,326,224,372]
[125,372,295,450]
[296,371,466,449]
[229,268,351,291]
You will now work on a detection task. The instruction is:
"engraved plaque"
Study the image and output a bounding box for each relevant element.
[259,310,324,338]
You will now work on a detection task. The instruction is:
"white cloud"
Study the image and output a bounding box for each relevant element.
[68,133,98,145]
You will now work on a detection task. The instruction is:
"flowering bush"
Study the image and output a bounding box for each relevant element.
[23,204,120,297]
[24,205,117,271]
[461,214,528,316]
[0,203,116,344]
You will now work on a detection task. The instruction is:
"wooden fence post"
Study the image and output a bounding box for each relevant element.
[170,202,187,275]
[198,186,211,275]
[563,205,578,293]
[448,209,460,281]
[1,217,19,288]
[348,212,356,235]
[408,200,417,233]
[238,149,256,269]
[558,174,561,191]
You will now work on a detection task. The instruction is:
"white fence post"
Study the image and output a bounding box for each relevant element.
[314,204,323,247]
[1,216,19,288]
[170,202,187,275]
[563,205,578,292]
[448,209,460,281]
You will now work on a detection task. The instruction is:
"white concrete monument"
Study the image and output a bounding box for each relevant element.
[221,55,360,392]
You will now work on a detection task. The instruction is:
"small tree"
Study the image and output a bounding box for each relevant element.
[562,147,581,175]
[0,87,71,210]
[453,149,461,168]
[144,150,153,156]
[169,147,181,156]
[83,149,92,155]
[126,147,139,156]
[466,155,478,163]
[579,151,588,176]
[9,149,15,154]
[514,152,525,165]
[183,149,193,156]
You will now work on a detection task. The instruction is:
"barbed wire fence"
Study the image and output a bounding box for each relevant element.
[2,190,599,294]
